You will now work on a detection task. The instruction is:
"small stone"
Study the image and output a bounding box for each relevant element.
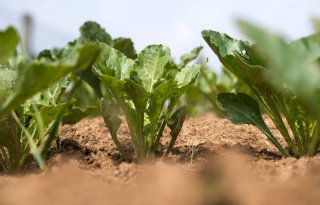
[114,169,120,176]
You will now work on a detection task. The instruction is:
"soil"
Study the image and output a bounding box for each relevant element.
[1,114,320,205]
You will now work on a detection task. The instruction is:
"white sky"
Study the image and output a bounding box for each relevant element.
[0,0,319,70]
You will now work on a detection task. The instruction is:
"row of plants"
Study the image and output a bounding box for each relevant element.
[1,19,320,172]
[0,21,203,172]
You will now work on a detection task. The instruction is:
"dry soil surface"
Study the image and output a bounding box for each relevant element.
[1,114,320,205]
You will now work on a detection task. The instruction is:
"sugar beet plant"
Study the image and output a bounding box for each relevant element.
[202,21,320,157]
[95,44,200,160]
[0,26,100,172]
[76,41,195,160]
[74,21,201,160]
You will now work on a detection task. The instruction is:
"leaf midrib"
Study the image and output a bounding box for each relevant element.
[148,50,161,92]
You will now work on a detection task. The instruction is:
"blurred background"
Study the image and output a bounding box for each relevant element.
[0,0,319,71]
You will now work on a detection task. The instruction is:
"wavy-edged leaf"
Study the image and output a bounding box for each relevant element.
[94,43,135,80]
[112,38,138,59]
[136,45,171,92]
[202,30,267,89]
[175,64,201,88]
[179,46,203,68]
[80,21,112,44]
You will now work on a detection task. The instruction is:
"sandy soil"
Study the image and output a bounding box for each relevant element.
[0,114,320,205]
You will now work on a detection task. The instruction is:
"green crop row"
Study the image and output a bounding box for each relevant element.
[0,20,320,172]
[0,21,202,172]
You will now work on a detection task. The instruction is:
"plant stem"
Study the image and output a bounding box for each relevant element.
[258,124,290,157]
[32,104,45,145]
[152,118,166,153]
[274,95,305,155]
[263,95,300,156]
[308,120,320,156]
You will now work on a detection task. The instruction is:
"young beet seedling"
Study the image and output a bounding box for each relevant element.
[94,43,200,160]
[202,21,320,157]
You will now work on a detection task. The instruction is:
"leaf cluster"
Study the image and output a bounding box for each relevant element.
[202,21,320,157]
[0,26,100,172]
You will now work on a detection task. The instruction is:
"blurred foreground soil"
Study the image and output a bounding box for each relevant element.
[1,114,320,205]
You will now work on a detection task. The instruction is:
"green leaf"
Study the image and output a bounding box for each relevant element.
[217,92,289,156]
[175,64,201,88]
[164,60,180,81]
[26,99,76,144]
[0,43,100,119]
[30,103,69,128]
[165,106,187,156]
[63,106,98,124]
[81,67,102,98]
[112,38,138,59]
[0,68,16,105]
[94,43,135,80]
[80,21,112,44]
[217,92,265,125]
[125,79,149,112]
[201,30,268,93]
[179,46,203,68]
[0,27,19,63]
[136,45,171,92]
[40,76,69,105]
[147,81,176,130]
[100,98,126,157]
[99,74,126,99]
